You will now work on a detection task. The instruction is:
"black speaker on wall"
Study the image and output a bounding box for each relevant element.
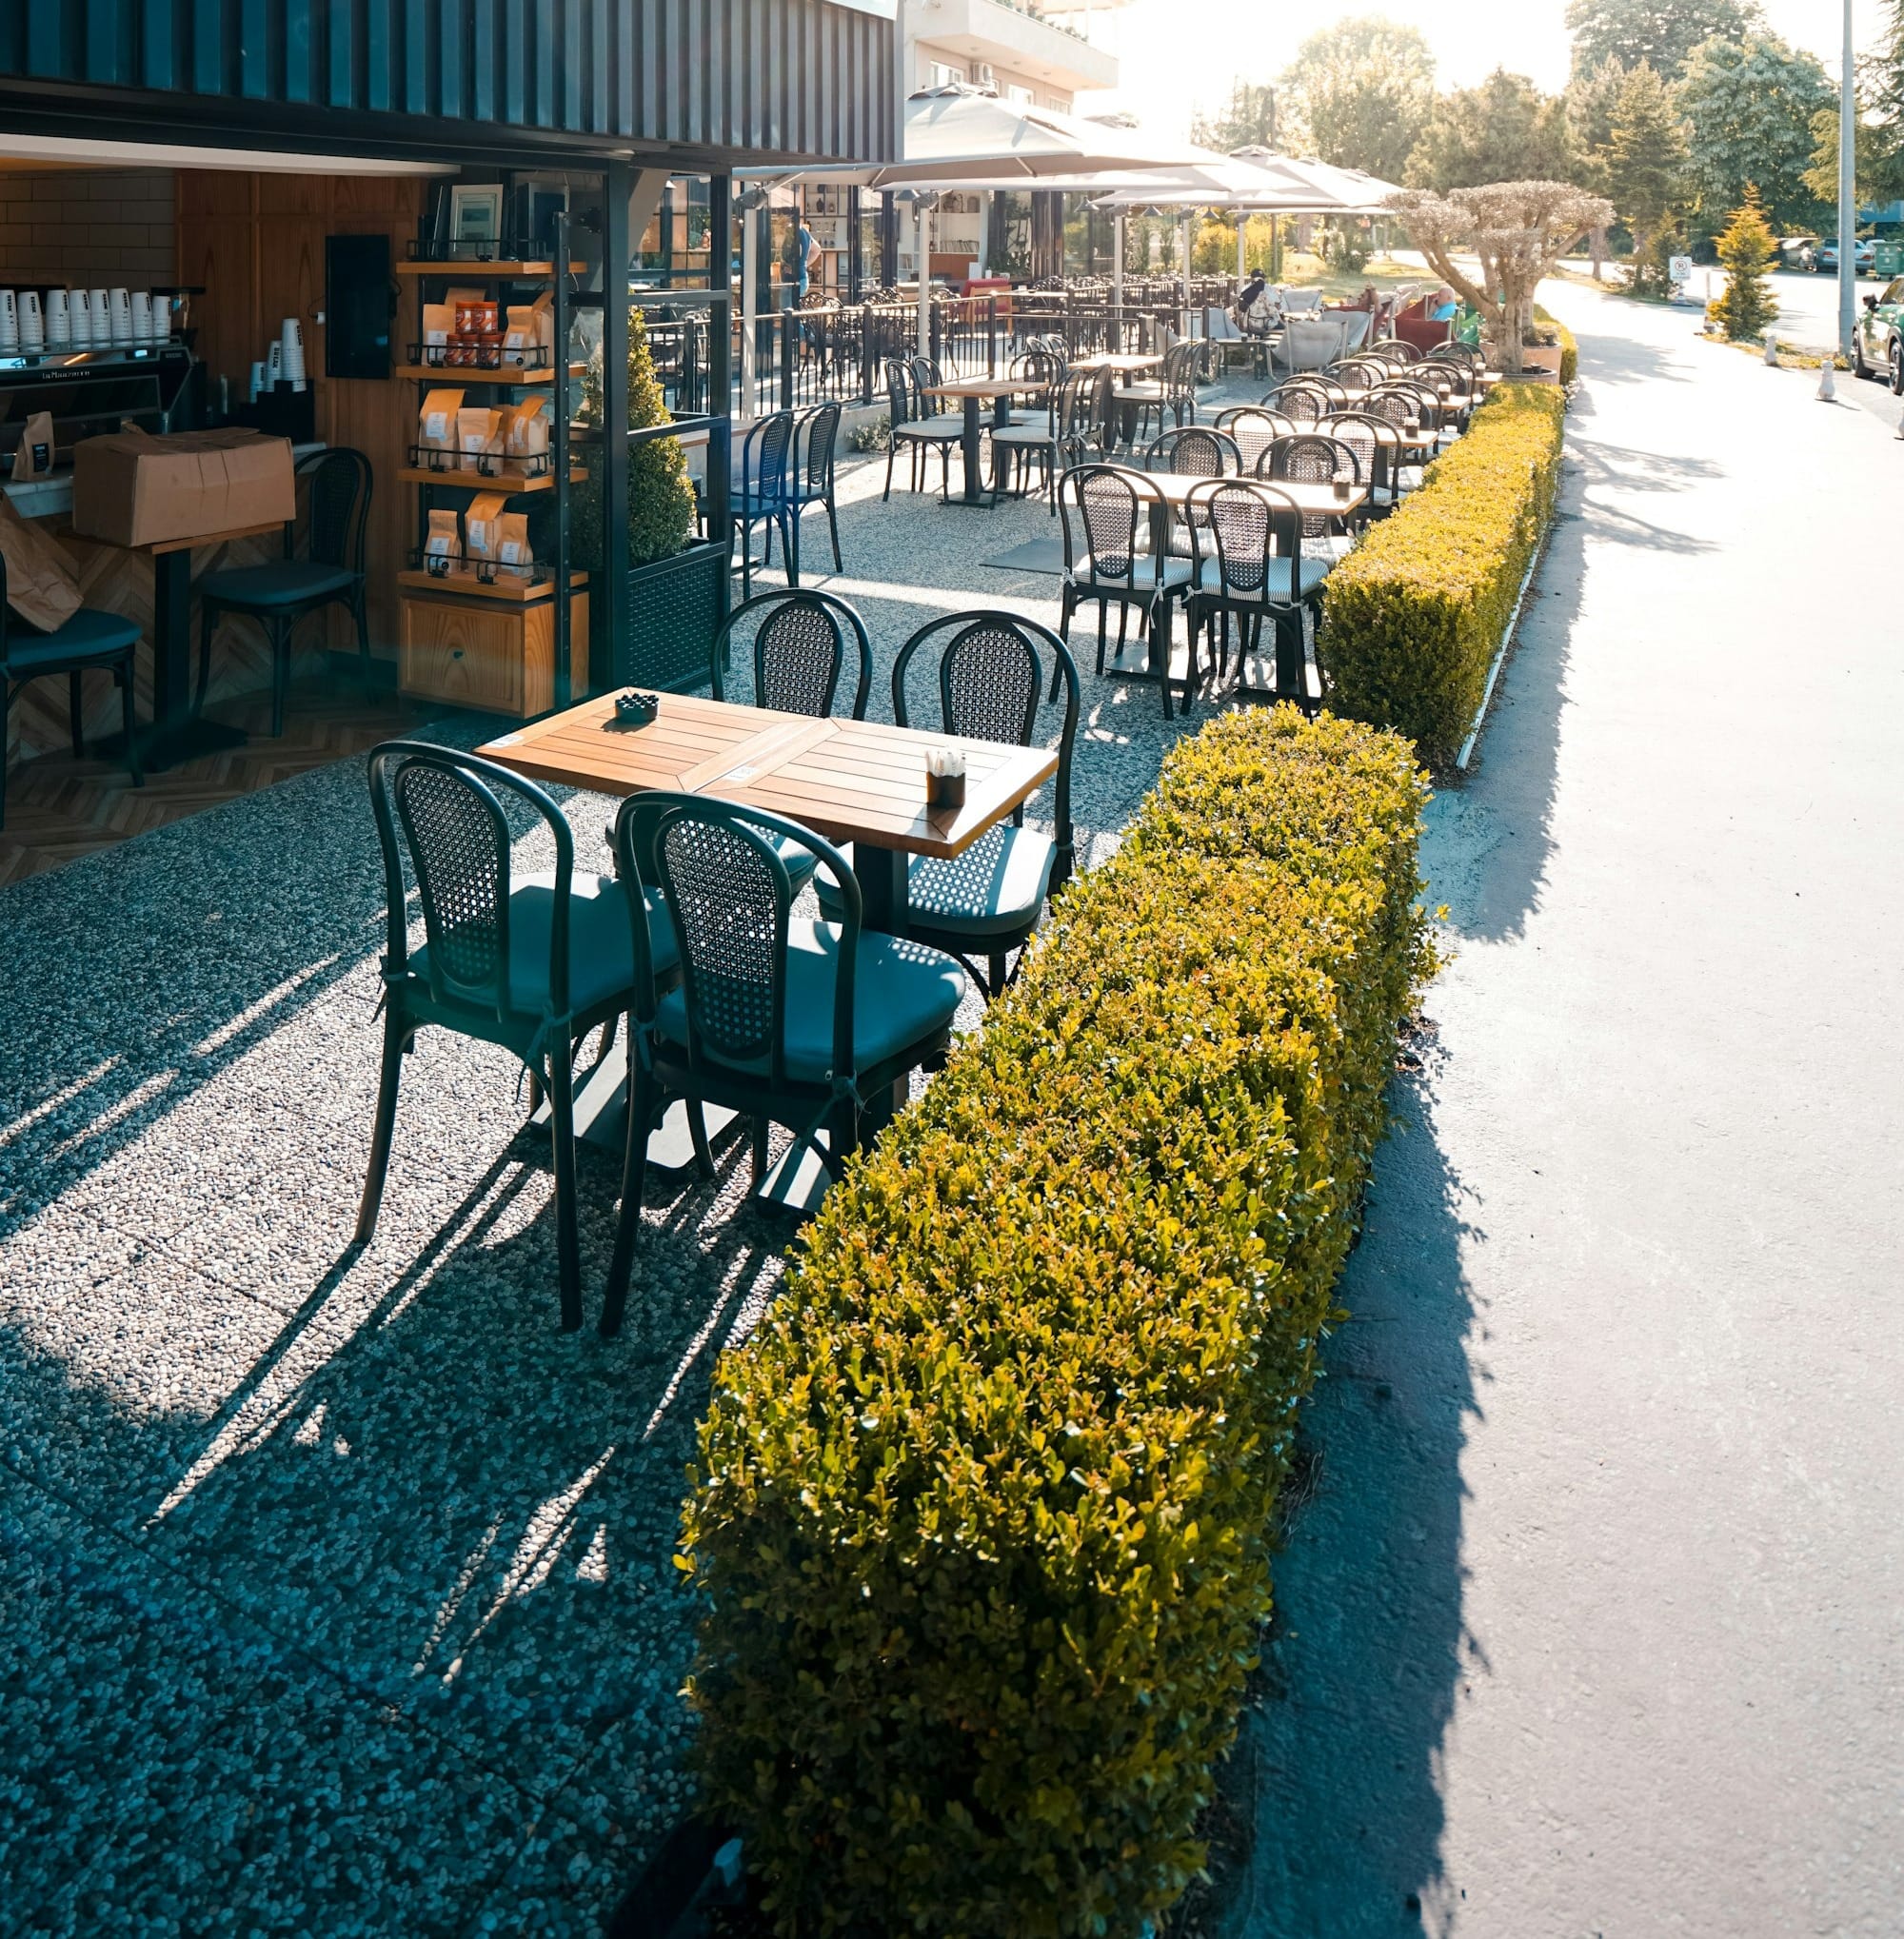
[325,233,392,380]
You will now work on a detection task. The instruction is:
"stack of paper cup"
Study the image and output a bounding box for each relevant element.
[266,340,284,389]
[89,290,109,350]
[108,288,131,347]
[0,290,17,355]
[68,289,91,349]
[19,290,44,355]
[44,287,70,351]
[129,292,153,345]
[280,317,306,392]
[249,359,268,404]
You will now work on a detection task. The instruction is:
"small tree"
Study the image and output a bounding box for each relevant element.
[1390,180,1616,371]
[579,306,698,566]
[1710,187,1778,341]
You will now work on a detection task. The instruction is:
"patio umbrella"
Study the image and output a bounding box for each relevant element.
[739,88,1206,357]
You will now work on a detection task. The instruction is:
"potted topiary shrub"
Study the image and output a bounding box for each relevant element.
[576,306,728,691]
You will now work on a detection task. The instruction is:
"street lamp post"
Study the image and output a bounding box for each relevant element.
[1839,0,1855,364]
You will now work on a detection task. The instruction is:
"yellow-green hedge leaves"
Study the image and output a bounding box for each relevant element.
[678,706,1436,1938]
[1320,383,1567,772]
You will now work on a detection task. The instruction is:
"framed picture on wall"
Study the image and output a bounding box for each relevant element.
[449,185,504,252]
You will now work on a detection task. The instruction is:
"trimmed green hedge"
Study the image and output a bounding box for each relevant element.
[1535,303,1578,385]
[679,707,1435,1938]
[1320,382,1567,773]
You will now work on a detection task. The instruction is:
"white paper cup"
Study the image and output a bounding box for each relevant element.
[18,289,43,353]
[67,289,89,347]
[266,342,284,386]
[109,287,131,346]
[249,360,268,403]
[43,287,69,345]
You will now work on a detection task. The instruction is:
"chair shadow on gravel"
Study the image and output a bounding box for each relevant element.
[1234,1058,1478,1939]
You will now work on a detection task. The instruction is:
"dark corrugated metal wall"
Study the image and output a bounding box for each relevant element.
[0,0,889,163]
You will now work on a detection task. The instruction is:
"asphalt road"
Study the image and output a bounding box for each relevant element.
[1240,280,1904,1938]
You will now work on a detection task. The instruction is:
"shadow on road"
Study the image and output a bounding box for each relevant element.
[1234,1058,1480,1939]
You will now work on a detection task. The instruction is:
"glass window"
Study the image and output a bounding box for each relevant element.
[1884,279,1904,305]
[1007,84,1035,106]
[927,61,963,89]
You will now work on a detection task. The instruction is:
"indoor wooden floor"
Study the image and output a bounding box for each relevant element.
[0,681,443,888]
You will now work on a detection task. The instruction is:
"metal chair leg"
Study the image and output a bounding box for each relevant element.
[546,1039,583,1334]
[120,655,142,788]
[825,497,843,571]
[270,617,288,738]
[194,599,216,717]
[354,1009,407,1243]
[688,1100,715,1180]
[601,1056,658,1337]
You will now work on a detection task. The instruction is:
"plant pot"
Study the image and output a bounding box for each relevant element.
[1517,343,1564,377]
[619,538,730,692]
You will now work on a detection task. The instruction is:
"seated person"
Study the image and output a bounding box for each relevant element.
[1236,271,1279,335]
[1428,286,1459,321]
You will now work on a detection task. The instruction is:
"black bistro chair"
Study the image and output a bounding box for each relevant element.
[1183,479,1331,710]
[789,401,844,576]
[889,611,1080,999]
[358,742,680,1333]
[1056,464,1195,716]
[883,361,961,503]
[601,793,966,1334]
[0,545,142,828]
[194,446,370,738]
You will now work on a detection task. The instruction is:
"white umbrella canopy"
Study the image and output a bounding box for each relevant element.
[736,87,1207,191]
[1090,149,1401,215]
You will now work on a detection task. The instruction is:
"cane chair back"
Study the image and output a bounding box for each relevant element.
[712,587,873,721]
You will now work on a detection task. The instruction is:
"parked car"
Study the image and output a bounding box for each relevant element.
[1852,277,1904,389]
[1813,238,1876,275]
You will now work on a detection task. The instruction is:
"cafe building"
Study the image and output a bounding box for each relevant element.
[0,0,893,878]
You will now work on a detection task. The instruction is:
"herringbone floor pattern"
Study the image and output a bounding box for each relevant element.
[0,681,441,887]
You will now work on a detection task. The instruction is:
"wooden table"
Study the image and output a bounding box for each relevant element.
[921,378,1025,506]
[479,689,1057,936]
[480,691,1057,1198]
[74,516,286,772]
[1140,470,1368,520]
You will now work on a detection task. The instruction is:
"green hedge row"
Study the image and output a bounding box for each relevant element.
[1320,382,1567,772]
[678,707,1436,1938]
[1535,304,1578,385]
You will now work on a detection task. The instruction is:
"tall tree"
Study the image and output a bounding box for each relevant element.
[1390,181,1615,370]
[1802,91,1889,212]
[1191,83,1286,155]
[1679,34,1835,242]
[1566,55,1630,274]
[1279,16,1436,183]
[1565,0,1762,81]
[1406,69,1579,190]
[1869,1,1904,201]
[1606,61,1690,270]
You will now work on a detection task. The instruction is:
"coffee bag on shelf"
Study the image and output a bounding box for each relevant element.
[462,492,510,564]
[418,387,464,465]
[456,406,501,472]
[496,511,533,580]
[424,506,461,575]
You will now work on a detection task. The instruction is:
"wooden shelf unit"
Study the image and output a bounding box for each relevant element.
[398,240,583,721]
[395,464,586,492]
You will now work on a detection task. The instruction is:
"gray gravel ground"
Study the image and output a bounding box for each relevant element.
[0,382,1278,1934]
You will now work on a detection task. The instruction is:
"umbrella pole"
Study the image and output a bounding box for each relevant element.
[740,199,759,425]
[916,200,930,361]
[1180,210,1192,341]
[1113,214,1123,333]
[1237,216,1245,290]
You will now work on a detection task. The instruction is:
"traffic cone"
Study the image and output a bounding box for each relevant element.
[1816,360,1836,402]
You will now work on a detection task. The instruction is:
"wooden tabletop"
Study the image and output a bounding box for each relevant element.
[1070,352,1162,374]
[922,378,1029,401]
[1133,469,1369,517]
[478,690,1057,861]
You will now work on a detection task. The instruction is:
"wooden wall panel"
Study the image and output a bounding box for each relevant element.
[8,168,426,766]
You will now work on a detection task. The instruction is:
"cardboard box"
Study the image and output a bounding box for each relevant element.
[71,428,295,549]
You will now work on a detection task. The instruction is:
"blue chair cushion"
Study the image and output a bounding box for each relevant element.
[5,606,140,669]
[412,870,676,1017]
[655,919,963,1084]
[816,826,1055,944]
[201,562,358,609]
[907,825,1056,941]
[1193,557,1331,602]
